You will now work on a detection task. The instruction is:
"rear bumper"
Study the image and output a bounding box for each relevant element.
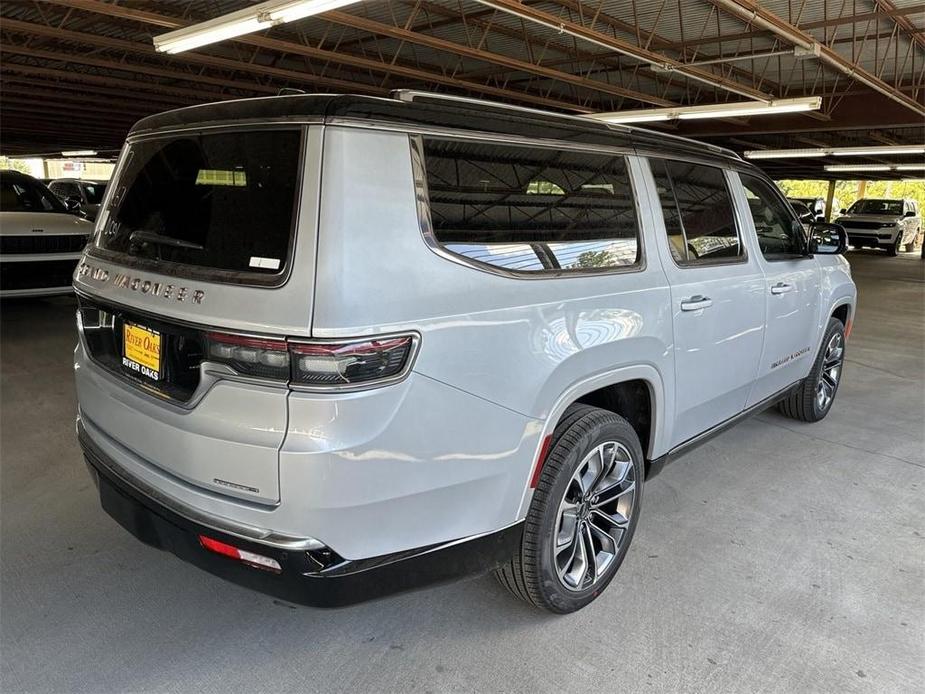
[79,422,523,607]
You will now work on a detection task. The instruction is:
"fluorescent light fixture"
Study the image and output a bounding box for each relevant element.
[597,112,672,124]
[154,0,362,54]
[61,150,97,157]
[824,165,892,172]
[831,145,925,156]
[591,96,821,124]
[744,143,925,160]
[744,148,826,159]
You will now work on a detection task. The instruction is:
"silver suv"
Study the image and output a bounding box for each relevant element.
[74,92,857,613]
[835,198,922,255]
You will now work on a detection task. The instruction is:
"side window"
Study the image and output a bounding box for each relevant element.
[417,137,641,274]
[650,159,741,264]
[740,174,806,259]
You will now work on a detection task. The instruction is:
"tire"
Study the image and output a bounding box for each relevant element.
[778,317,846,423]
[906,229,921,253]
[887,237,901,256]
[495,404,644,613]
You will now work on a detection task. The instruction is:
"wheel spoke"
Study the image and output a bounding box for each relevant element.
[588,520,618,551]
[556,507,579,549]
[591,478,635,508]
[582,523,597,586]
[556,522,582,586]
[592,507,629,529]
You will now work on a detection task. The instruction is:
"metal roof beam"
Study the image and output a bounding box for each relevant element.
[473,0,775,102]
[41,0,600,112]
[873,0,925,52]
[708,0,925,116]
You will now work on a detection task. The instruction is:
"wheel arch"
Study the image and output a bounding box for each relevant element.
[516,365,667,520]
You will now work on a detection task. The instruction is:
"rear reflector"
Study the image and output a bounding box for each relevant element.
[199,535,282,573]
[529,434,554,488]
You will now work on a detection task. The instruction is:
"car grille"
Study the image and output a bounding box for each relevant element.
[0,234,89,254]
[0,259,80,291]
[840,220,891,230]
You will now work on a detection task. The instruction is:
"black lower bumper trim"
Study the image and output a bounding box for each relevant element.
[80,432,523,608]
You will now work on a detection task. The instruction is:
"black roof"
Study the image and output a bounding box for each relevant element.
[130,93,745,167]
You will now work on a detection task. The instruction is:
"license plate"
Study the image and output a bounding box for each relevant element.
[122,323,162,381]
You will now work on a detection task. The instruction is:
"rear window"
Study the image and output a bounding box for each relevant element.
[95,129,302,281]
[416,138,641,274]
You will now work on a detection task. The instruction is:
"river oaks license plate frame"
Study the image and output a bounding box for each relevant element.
[122,322,163,382]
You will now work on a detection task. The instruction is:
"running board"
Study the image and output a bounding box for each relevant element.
[646,381,801,479]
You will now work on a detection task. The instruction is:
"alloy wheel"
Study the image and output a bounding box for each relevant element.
[554,441,637,592]
[816,331,844,412]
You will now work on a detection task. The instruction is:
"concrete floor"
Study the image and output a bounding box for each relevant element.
[1,251,922,693]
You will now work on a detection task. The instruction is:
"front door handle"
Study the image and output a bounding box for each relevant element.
[770,282,794,295]
[680,295,713,311]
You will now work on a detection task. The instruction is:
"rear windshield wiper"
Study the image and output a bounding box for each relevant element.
[129,229,204,250]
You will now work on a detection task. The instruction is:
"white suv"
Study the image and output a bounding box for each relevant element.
[835,198,922,255]
[74,92,856,613]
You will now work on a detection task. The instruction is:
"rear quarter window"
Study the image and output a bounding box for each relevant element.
[414,137,642,275]
[95,129,303,284]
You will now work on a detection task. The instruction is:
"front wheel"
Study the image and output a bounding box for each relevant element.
[778,318,846,422]
[495,405,644,613]
[887,237,901,256]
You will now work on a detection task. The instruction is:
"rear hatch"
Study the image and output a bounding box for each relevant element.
[75,125,320,504]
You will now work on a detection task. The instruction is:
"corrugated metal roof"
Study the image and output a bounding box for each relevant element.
[0,0,922,179]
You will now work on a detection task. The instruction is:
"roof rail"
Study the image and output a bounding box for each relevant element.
[391,90,631,132]
[390,89,740,160]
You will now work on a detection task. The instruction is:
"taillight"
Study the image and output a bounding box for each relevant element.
[290,336,415,388]
[204,331,417,389]
[205,331,290,380]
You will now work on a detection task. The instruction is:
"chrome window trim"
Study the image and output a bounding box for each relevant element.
[408,135,647,281]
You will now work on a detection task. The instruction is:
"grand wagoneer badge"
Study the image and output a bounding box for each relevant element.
[76,262,205,305]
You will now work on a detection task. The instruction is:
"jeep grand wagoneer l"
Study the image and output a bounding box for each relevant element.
[74,92,855,613]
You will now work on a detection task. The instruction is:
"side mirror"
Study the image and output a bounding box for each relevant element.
[840,208,847,214]
[904,210,916,218]
[809,222,848,255]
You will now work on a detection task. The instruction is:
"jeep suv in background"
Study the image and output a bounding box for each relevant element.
[1,170,93,298]
[835,198,922,255]
[73,93,856,613]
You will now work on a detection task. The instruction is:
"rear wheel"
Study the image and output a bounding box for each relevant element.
[495,405,643,613]
[778,318,846,423]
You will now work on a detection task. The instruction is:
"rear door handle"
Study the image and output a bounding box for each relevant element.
[680,295,713,311]
[770,282,793,295]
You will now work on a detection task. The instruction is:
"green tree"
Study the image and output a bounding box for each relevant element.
[776,178,925,216]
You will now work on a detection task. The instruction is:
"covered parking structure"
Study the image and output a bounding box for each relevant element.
[1,2,923,692]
